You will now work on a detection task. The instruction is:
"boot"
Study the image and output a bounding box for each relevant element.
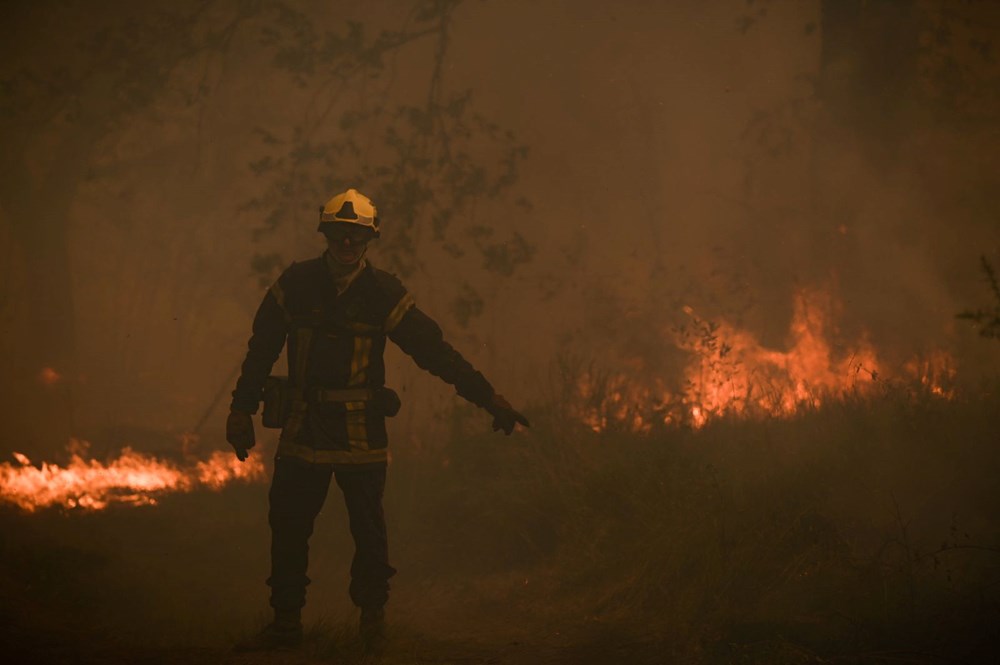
[359,606,387,654]
[234,609,303,652]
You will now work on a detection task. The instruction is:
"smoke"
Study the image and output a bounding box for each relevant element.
[3,5,1000,662]
[1,0,998,458]
[444,0,1000,385]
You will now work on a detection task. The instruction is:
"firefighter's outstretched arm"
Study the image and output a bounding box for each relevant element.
[227,283,289,459]
[487,393,530,435]
[388,305,529,435]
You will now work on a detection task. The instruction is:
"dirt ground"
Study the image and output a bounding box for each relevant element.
[0,489,667,665]
[4,394,1000,664]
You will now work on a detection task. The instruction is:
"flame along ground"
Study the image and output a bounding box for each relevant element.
[574,287,956,433]
[0,439,265,512]
[3,288,956,511]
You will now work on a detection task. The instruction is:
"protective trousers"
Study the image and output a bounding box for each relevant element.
[266,456,396,612]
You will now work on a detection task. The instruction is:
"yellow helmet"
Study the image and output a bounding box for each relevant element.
[317,188,380,237]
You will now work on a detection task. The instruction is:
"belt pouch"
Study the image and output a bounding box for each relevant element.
[262,375,291,428]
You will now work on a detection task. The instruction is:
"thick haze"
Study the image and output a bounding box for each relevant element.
[2,0,998,458]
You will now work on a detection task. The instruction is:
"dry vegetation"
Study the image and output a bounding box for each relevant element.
[2,377,999,664]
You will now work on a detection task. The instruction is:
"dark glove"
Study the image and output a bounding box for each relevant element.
[487,394,530,436]
[226,410,256,461]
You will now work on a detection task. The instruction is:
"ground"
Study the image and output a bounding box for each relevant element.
[2,390,999,664]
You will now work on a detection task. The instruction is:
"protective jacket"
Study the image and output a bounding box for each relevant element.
[231,253,495,465]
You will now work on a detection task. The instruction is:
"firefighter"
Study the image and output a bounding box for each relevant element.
[226,188,528,652]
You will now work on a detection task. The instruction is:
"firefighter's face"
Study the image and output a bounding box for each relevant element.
[325,226,373,265]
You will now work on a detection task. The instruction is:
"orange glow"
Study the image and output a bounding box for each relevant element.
[903,349,956,398]
[38,367,62,386]
[573,287,954,432]
[0,440,265,512]
[678,289,881,421]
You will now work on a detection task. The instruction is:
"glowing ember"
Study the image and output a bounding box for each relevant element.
[38,367,62,386]
[0,441,265,512]
[573,287,954,432]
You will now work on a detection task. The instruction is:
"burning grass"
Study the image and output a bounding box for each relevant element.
[571,287,956,433]
[0,440,265,511]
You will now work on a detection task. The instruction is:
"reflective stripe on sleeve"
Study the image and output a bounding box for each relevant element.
[269,281,287,310]
[383,292,415,333]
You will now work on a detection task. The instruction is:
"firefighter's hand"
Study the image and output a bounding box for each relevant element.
[226,409,256,461]
[487,394,530,436]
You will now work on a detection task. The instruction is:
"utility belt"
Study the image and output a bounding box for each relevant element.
[262,375,401,429]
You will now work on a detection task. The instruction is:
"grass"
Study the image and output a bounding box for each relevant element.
[1,378,999,663]
[407,381,1000,663]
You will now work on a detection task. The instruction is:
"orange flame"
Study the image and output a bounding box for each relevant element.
[678,289,881,425]
[0,440,265,512]
[573,288,953,432]
[903,349,956,398]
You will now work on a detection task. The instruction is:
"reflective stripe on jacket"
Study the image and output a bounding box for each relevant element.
[231,255,494,465]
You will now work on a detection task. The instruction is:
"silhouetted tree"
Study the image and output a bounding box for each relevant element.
[242,1,533,298]
[0,0,532,452]
[957,256,1000,339]
[0,0,259,450]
